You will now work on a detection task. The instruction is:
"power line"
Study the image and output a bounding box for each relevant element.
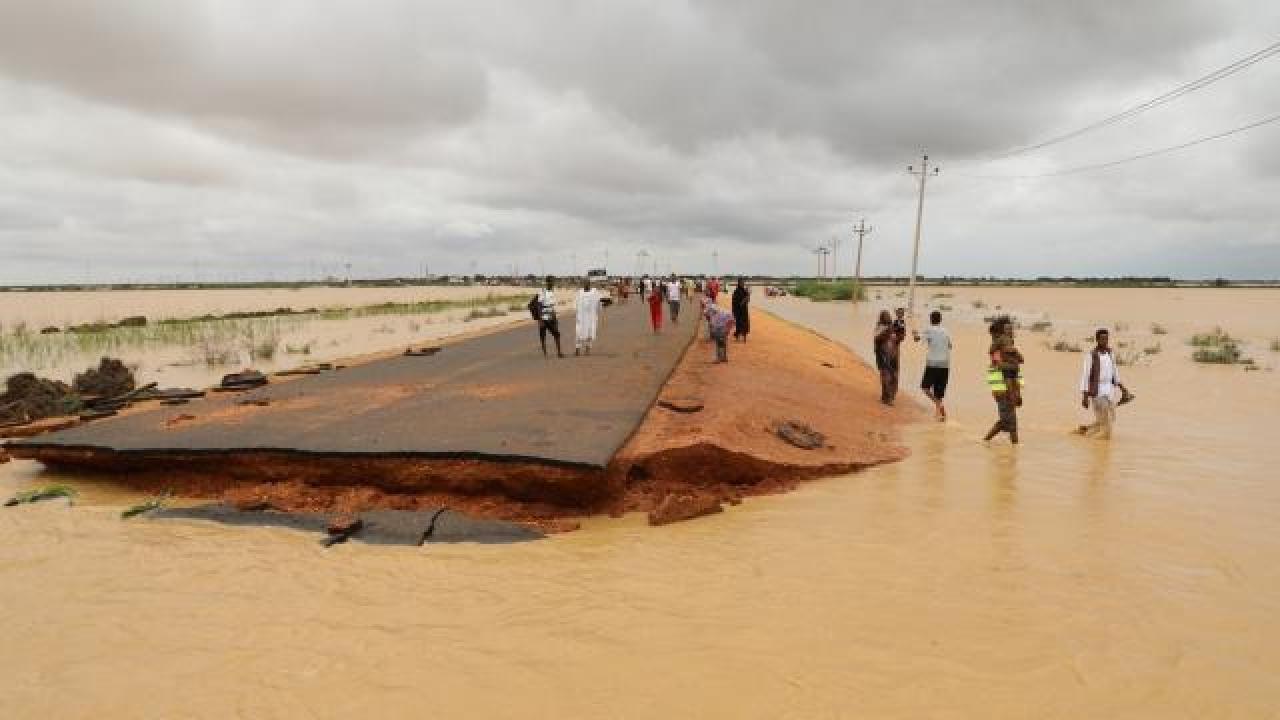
[969,110,1280,179]
[990,37,1280,159]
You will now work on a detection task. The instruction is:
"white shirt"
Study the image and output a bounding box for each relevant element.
[1080,349,1119,399]
[537,288,557,320]
[922,325,951,368]
[666,281,681,302]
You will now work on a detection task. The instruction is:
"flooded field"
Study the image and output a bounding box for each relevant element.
[0,285,535,389]
[2,286,1279,718]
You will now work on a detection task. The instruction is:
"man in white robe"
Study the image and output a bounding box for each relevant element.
[574,279,602,356]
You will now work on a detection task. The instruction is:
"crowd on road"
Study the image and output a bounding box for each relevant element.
[528,274,752,364]
[873,307,1132,444]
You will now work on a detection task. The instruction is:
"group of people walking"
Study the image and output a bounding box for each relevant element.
[529,275,753,364]
[874,308,1131,444]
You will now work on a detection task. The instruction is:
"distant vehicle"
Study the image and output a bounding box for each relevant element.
[587,268,608,278]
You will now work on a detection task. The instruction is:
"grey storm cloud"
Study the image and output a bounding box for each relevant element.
[0,0,1277,283]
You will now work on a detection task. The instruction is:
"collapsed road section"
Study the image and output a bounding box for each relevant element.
[7,300,697,511]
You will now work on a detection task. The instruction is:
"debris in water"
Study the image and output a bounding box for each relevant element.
[73,357,137,399]
[121,491,171,519]
[219,370,268,391]
[0,373,80,425]
[5,485,77,507]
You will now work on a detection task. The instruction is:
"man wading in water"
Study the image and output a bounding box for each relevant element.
[983,316,1023,444]
[529,275,564,358]
[1078,328,1133,439]
[918,310,951,421]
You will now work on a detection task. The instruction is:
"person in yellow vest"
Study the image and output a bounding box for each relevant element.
[983,316,1022,444]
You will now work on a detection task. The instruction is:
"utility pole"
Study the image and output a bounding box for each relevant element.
[906,153,940,329]
[852,218,873,302]
[830,235,840,280]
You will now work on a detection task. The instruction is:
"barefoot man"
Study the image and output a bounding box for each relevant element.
[919,310,951,420]
[1079,328,1131,439]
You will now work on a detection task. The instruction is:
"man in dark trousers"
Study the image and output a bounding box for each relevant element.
[529,275,564,358]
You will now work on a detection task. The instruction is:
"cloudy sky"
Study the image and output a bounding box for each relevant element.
[1,0,1278,284]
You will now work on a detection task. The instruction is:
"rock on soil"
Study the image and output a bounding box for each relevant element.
[774,421,826,450]
[658,396,705,413]
[648,491,724,526]
[72,357,136,399]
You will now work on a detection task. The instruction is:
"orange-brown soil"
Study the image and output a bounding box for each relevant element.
[608,307,913,518]
[7,307,912,531]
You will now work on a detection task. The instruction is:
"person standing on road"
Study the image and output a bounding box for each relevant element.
[732,278,750,342]
[666,274,682,324]
[874,310,900,405]
[530,275,564,358]
[647,276,664,333]
[983,316,1022,444]
[574,278,602,356]
[1078,328,1132,439]
[918,310,951,420]
[708,304,734,362]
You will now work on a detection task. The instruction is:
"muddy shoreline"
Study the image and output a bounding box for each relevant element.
[8,307,912,530]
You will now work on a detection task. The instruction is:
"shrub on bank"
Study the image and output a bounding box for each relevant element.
[792,281,866,302]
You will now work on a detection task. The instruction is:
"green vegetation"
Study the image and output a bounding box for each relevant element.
[1271,339,1280,352]
[1189,327,1235,347]
[1028,321,1053,333]
[1052,340,1082,353]
[0,293,528,373]
[121,492,170,519]
[1143,343,1163,356]
[5,485,77,507]
[1188,328,1253,364]
[1151,323,1168,335]
[972,300,987,309]
[792,280,866,302]
[1192,343,1249,365]
[464,306,509,321]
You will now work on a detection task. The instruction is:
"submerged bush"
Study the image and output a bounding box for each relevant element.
[1192,341,1249,365]
[1190,327,1234,347]
[792,280,865,302]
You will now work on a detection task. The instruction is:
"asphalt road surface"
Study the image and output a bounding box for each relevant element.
[13,296,699,469]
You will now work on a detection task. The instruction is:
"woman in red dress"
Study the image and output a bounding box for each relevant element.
[647,281,663,333]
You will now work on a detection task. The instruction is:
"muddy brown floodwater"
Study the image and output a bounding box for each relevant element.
[1,287,1278,718]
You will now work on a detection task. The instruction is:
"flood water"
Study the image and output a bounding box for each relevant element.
[2,286,1278,718]
[0,285,534,389]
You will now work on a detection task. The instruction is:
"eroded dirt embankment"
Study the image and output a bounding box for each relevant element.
[8,306,912,531]
[606,307,913,518]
